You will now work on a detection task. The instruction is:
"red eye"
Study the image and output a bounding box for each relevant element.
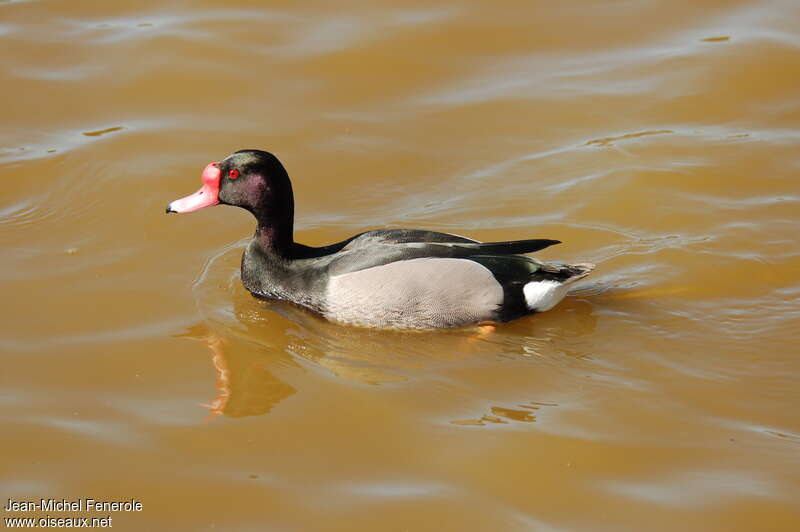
[229,169,239,179]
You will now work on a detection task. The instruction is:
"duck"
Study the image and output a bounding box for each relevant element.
[166,150,594,329]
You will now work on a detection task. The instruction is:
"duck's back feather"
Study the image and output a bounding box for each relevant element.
[316,229,560,278]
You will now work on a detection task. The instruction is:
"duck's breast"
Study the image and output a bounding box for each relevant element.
[324,257,503,329]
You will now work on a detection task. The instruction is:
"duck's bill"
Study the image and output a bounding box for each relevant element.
[165,185,219,213]
[166,162,221,214]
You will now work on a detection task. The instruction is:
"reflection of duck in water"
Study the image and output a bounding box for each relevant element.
[167,150,595,329]
[182,269,598,420]
[180,323,297,420]
[180,312,496,419]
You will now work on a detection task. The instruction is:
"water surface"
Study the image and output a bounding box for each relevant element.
[1,0,799,530]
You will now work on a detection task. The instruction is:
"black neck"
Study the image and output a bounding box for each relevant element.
[251,186,295,257]
[254,221,293,256]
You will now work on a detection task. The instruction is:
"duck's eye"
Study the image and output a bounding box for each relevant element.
[229,169,240,179]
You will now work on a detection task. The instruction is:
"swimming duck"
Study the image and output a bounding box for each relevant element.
[167,150,594,329]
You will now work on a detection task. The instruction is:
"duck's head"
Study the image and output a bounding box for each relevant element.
[166,150,294,222]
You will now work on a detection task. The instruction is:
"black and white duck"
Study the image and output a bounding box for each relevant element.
[167,150,594,329]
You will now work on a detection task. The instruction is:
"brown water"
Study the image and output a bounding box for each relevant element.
[2,0,799,530]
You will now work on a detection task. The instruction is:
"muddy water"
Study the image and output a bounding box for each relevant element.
[2,0,799,530]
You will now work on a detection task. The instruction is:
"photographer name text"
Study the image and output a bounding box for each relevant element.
[5,498,142,513]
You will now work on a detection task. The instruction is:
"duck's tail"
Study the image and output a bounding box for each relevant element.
[560,262,596,285]
[523,262,595,312]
